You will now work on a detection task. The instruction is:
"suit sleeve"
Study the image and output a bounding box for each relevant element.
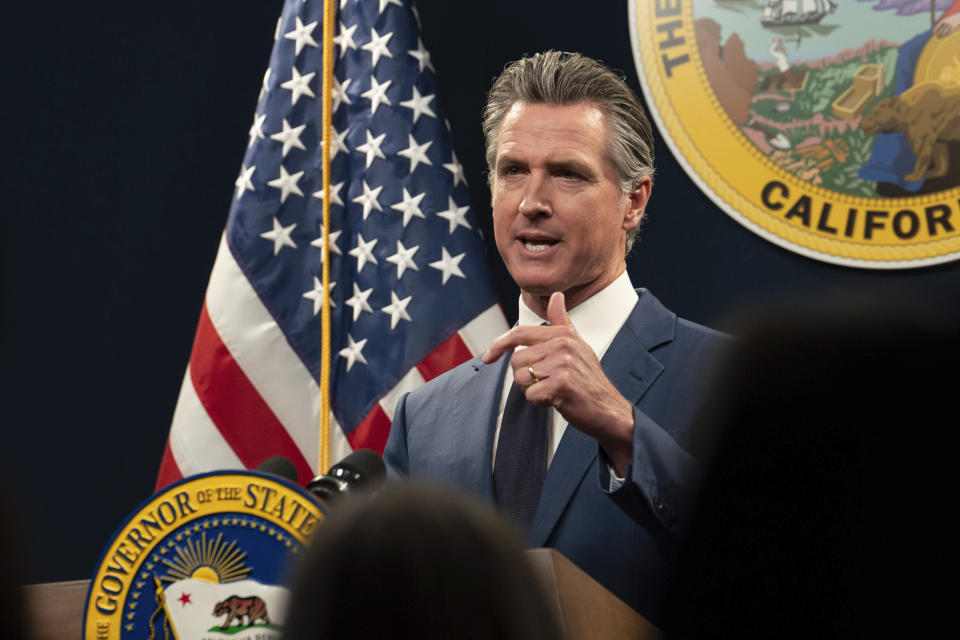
[383,392,411,479]
[598,405,700,540]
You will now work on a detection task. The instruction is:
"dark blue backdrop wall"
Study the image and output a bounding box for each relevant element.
[3,0,958,583]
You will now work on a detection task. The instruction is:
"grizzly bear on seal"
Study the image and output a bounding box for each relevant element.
[860,82,960,182]
[212,595,270,629]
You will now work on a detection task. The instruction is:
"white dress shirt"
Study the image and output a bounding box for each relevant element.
[492,271,638,469]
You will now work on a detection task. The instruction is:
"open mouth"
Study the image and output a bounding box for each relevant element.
[523,240,555,252]
[519,235,558,252]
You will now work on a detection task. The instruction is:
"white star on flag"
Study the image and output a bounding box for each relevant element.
[248,114,266,147]
[386,240,420,279]
[399,86,436,123]
[379,0,403,12]
[361,27,394,67]
[310,224,342,261]
[361,76,392,115]
[267,165,305,203]
[397,134,432,173]
[334,22,358,58]
[407,38,434,73]
[345,283,375,321]
[429,247,466,284]
[443,151,467,186]
[381,291,413,329]
[436,196,472,234]
[270,119,307,157]
[349,233,378,272]
[338,334,368,371]
[313,181,344,207]
[302,277,335,315]
[324,125,349,159]
[332,77,352,112]
[234,164,256,200]
[284,17,319,55]
[260,217,297,255]
[390,188,426,227]
[352,180,384,220]
[356,130,387,168]
[280,66,316,105]
[258,68,271,102]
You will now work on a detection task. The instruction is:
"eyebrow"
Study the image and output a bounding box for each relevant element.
[495,154,525,171]
[495,155,596,178]
[546,159,595,178]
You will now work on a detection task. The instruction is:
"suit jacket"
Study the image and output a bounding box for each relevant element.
[384,289,726,625]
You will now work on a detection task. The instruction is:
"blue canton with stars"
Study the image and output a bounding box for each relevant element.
[226,0,499,431]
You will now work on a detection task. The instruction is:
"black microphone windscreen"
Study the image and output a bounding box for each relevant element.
[333,449,386,488]
[256,455,299,484]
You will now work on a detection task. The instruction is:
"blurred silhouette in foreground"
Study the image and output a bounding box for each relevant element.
[664,299,960,638]
[283,483,560,640]
[0,467,28,640]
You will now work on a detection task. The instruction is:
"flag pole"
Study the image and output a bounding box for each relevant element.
[319,0,336,475]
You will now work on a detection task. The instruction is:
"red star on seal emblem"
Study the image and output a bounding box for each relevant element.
[177,592,192,606]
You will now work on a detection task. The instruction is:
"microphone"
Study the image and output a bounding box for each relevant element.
[255,455,300,484]
[306,449,386,506]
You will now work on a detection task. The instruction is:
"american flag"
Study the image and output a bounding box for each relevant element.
[156,0,507,489]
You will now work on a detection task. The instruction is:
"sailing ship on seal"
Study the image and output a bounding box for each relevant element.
[761,0,837,26]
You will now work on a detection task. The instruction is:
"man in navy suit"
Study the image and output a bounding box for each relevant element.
[384,51,725,626]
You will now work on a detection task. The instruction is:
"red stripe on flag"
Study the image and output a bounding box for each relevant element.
[191,303,315,485]
[347,404,392,455]
[347,333,472,455]
[416,332,473,381]
[155,439,184,491]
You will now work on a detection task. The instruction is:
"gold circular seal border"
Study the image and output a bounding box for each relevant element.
[630,0,960,268]
[83,471,324,640]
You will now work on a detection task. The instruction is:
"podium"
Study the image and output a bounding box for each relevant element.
[24,550,659,639]
[22,579,88,640]
[526,549,661,639]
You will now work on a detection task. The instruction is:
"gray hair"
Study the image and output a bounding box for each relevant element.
[482,51,655,253]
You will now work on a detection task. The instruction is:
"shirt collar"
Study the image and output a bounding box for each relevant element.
[517,271,638,359]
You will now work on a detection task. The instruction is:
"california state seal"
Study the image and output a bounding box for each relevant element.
[631,0,960,268]
[82,471,324,640]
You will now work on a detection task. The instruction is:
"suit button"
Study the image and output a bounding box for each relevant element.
[654,493,678,527]
[653,493,666,513]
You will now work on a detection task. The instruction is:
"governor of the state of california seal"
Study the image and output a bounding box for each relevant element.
[82,471,324,640]
[631,0,960,268]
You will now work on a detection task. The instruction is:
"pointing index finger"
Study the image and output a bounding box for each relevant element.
[481,325,555,364]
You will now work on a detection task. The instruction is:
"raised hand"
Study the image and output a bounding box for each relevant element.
[483,292,634,475]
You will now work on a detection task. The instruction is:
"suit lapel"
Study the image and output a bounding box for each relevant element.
[452,354,509,501]
[527,289,677,546]
[601,288,675,404]
[528,426,596,546]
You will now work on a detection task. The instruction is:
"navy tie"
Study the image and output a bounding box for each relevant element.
[494,375,550,531]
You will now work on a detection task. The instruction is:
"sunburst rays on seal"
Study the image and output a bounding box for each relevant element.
[159,531,250,584]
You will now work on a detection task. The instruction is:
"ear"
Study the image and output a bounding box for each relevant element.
[622,177,651,232]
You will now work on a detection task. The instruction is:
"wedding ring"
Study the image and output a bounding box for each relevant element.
[528,366,541,385]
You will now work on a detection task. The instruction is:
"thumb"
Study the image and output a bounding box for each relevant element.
[547,291,571,326]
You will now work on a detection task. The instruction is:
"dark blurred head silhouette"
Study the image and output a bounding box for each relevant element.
[282,482,560,640]
[0,467,28,640]
[665,299,960,638]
